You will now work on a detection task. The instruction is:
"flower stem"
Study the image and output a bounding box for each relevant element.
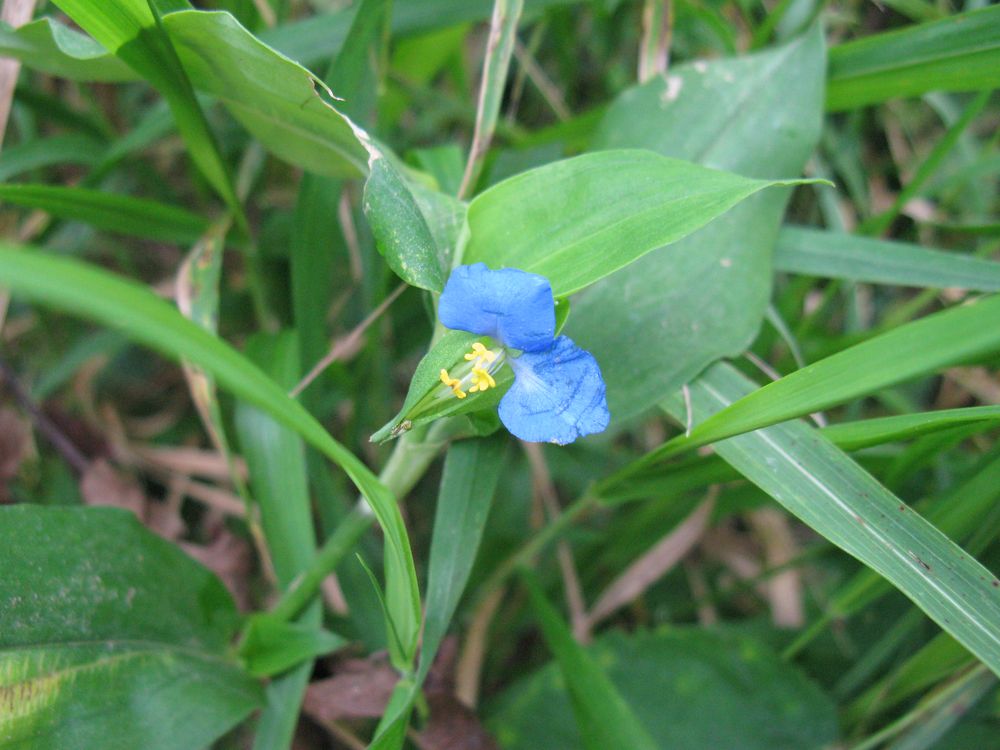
[476,490,599,602]
[268,420,455,623]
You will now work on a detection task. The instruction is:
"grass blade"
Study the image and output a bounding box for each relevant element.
[775,226,1000,291]
[661,363,1000,678]
[827,6,1000,111]
[522,571,659,750]
[650,294,1000,463]
[0,246,421,677]
[51,0,243,217]
[0,183,209,244]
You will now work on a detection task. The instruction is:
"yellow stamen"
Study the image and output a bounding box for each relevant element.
[464,342,497,366]
[468,366,496,393]
[439,368,466,399]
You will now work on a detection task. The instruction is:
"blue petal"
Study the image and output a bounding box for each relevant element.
[438,263,555,352]
[499,336,610,444]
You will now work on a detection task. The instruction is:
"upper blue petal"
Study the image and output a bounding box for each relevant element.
[438,263,555,352]
[499,335,610,444]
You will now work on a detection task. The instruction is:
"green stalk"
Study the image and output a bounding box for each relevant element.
[268,420,455,623]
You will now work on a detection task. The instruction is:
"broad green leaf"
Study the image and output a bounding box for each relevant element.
[363,154,446,291]
[463,148,823,296]
[653,294,1000,462]
[661,363,1000,678]
[488,627,838,750]
[162,10,368,178]
[238,617,346,678]
[0,184,209,244]
[565,25,824,424]
[826,6,1000,111]
[774,226,1000,291]
[32,7,368,179]
[0,18,137,81]
[51,0,242,216]
[0,505,262,749]
[0,246,421,682]
[371,436,507,746]
[521,572,659,750]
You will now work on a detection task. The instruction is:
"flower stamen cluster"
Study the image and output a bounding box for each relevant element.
[439,343,504,399]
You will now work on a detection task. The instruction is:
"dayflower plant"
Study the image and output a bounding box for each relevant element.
[436,263,609,445]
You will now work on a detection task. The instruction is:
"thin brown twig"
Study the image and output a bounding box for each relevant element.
[748,507,804,627]
[0,0,37,151]
[0,358,90,474]
[290,282,407,398]
[455,585,505,708]
[638,0,673,83]
[583,492,716,633]
[312,717,367,750]
[338,190,363,282]
[522,442,587,641]
[250,0,276,28]
[743,350,827,427]
[511,39,570,122]
[457,0,523,200]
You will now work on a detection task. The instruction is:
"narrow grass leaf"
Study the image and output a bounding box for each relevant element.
[522,571,659,750]
[0,134,104,181]
[371,436,507,747]
[661,363,1000,678]
[233,332,328,750]
[774,226,1000,291]
[0,184,209,244]
[820,406,1000,451]
[51,0,242,216]
[655,294,1000,461]
[457,0,523,198]
[827,5,1000,110]
[848,633,975,723]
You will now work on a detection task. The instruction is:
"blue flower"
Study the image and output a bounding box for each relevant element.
[438,263,609,444]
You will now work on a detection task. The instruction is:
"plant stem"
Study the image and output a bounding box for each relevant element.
[268,421,454,623]
[476,490,599,603]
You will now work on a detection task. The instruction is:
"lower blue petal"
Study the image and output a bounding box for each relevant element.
[499,335,610,444]
[438,263,555,352]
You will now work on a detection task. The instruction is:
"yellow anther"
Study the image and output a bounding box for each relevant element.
[439,368,466,399]
[468,366,496,393]
[464,342,497,366]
